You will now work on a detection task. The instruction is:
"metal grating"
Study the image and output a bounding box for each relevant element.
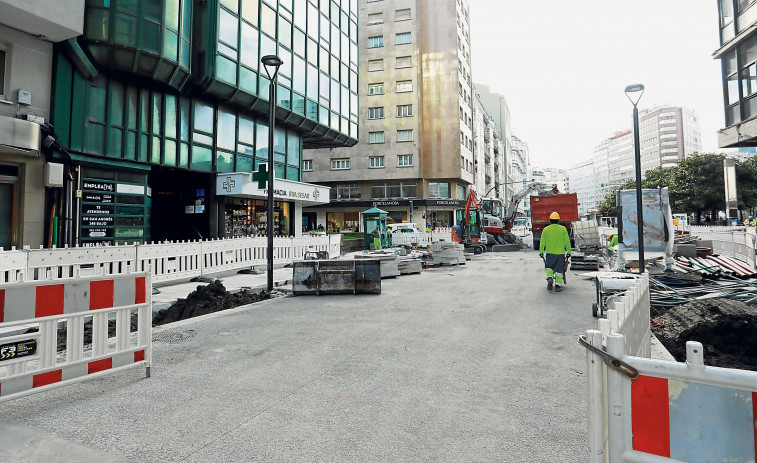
[152,330,197,343]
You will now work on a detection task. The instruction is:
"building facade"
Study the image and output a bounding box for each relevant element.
[567,105,701,216]
[46,0,358,246]
[0,0,84,249]
[567,158,595,216]
[715,0,757,147]
[302,0,474,231]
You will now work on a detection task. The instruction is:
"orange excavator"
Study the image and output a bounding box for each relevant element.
[451,190,487,254]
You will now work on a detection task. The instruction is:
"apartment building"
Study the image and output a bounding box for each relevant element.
[304,0,474,231]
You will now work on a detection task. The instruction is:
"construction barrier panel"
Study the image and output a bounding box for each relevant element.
[0,271,152,403]
[0,235,339,284]
[584,332,757,463]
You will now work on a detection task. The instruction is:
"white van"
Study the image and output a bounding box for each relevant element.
[387,223,422,234]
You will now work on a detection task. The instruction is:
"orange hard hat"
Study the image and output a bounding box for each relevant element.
[550,212,560,220]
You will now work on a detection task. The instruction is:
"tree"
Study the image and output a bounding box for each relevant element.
[737,156,757,215]
[672,153,726,223]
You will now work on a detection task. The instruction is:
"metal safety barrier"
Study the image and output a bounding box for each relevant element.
[583,332,757,463]
[0,270,152,403]
[0,235,340,284]
[678,225,757,270]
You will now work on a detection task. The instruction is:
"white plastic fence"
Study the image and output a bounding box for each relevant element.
[586,273,651,462]
[679,225,757,269]
[0,270,152,403]
[584,332,757,463]
[0,235,340,284]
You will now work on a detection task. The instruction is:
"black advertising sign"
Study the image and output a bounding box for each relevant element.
[82,204,115,215]
[82,215,114,226]
[83,193,114,203]
[82,181,114,192]
[0,339,37,362]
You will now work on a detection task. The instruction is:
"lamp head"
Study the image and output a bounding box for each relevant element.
[624,84,645,106]
[261,55,284,80]
[261,55,283,68]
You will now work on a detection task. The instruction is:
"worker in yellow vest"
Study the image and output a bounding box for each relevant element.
[539,212,572,292]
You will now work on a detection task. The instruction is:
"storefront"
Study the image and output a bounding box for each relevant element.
[305,198,465,232]
[216,171,330,238]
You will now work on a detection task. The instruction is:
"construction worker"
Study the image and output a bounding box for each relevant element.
[539,212,572,292]
[372,225,382,250]
[607,233,618,249]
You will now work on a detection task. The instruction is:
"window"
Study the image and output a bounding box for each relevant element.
[370,156,384,168]
[396,56,412,68]
[368,36,384,48]
[303,160,313,171]
[369,131,385,143]
[396,32,411,45]
[396,104,413,117]
[396,80,412,92]
[371,181,417,198]
[396,8,411,21]
[429,182,450,198]
[368,83,384,95]
[368,59,384,72]
[331,184,361,199]
[369,107,384,119]
[331,159,350,170]
[397,129,413,142]
[368,13,383,25]
[398,155,413,166]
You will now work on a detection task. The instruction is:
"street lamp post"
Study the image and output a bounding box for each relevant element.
[262,55,283,293]
[625,84,645,274]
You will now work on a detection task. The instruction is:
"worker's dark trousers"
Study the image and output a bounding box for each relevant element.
[544,254,566,285]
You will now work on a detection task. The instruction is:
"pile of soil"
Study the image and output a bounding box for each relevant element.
[654,299,757,371]
[152,280,269,326]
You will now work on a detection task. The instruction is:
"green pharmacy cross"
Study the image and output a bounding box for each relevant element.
[253,163,269,189]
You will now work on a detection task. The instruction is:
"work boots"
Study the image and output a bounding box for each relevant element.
[547,277,553,290]
[555,285,563,292]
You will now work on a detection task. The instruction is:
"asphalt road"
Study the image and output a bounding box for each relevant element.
[0,249,597,463]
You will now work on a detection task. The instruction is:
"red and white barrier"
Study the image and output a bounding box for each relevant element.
[584,332,757,463]
[0,271,151,403]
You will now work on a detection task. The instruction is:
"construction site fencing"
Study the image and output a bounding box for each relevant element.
[679,225,757,270]
[0,270,152,403]
[389,228,454,247]
[583,332,757,463]
[0,235,340,284]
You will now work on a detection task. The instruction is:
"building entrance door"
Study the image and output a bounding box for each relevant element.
[0,182,14,249]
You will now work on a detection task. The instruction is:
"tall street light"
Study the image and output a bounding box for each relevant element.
[625,84,645,273]
[262,55,283,293]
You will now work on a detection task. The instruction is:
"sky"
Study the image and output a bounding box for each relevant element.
[470,0,724,170]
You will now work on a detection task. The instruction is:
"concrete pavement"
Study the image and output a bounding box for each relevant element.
[1,249,599,462]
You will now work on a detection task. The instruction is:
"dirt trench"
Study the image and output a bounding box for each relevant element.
[653,299,757,371]
[152,280,270,326]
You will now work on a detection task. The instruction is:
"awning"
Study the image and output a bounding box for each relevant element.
[216,172,330,206]
[64,153,152,171]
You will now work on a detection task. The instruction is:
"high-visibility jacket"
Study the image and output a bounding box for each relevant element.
[539,223,572,255]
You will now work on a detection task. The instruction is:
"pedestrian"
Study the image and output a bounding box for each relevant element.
[372,225,382,250]
[748,216,756,227]
[539,212,572,292]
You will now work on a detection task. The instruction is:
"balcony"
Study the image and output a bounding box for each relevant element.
[0,0,84,42]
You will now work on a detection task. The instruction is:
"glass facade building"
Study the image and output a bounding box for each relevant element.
[715,0,757,147]
[51,0,358,244]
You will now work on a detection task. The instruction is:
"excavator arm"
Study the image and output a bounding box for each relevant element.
[504,182,558,226]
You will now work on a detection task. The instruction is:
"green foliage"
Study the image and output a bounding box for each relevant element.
[595,153,757,220]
